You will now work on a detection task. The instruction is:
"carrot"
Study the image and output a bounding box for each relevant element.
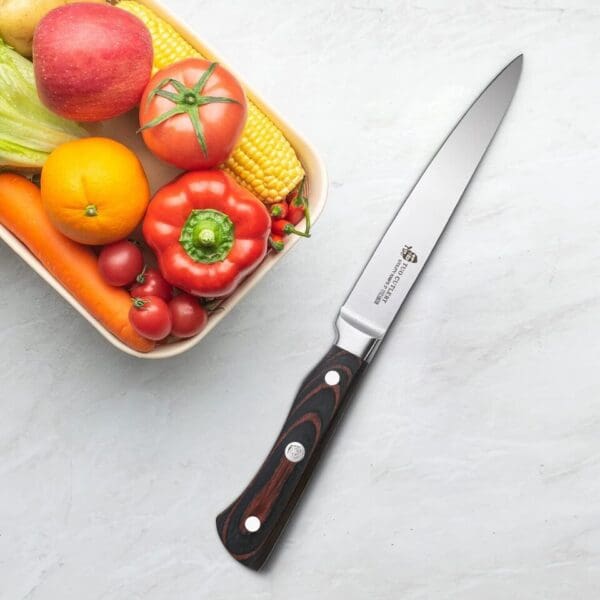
[0,173,155,353]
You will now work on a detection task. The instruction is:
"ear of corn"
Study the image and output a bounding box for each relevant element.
[118,0,305,204]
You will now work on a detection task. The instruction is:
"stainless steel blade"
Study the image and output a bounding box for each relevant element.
[337,55,522,361]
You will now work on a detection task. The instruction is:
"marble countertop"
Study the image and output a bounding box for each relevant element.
[1,1,599,598]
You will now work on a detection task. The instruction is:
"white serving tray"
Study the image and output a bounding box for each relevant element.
[0,0,327,359]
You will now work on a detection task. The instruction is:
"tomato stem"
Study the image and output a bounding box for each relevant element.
[135,265,148,284]
[131,297,148,309]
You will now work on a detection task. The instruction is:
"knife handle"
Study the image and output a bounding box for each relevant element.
[216,345,366,570]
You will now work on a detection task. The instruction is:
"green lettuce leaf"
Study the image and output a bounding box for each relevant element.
[0,37,87,170]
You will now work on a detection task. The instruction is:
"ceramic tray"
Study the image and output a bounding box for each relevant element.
[0,0,327,358]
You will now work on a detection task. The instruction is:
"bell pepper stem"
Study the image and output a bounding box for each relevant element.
[180,209,234,263]
[197,227,216,247]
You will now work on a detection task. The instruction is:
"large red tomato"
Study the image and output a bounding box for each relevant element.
[139,59,247,170]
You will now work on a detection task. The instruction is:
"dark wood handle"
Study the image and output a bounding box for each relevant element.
[216,346,366,570]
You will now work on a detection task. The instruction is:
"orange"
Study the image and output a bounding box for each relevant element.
[41,137,150,245]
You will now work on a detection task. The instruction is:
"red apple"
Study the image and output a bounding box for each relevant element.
[33,3,153,122]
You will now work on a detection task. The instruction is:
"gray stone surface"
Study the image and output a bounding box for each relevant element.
[1,1,599,598]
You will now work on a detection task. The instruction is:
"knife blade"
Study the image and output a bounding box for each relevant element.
[216,55,523,570]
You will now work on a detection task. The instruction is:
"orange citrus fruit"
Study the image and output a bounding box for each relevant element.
[41,137,150,245]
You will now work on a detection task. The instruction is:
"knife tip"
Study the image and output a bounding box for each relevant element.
[504,54,524,81]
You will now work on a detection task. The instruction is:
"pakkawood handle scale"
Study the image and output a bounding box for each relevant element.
[216,346,366,570]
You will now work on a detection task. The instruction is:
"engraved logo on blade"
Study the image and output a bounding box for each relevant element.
[402,245,418,263]
[374,245,417,306]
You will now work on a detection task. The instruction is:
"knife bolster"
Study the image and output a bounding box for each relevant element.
[335,314,382,362]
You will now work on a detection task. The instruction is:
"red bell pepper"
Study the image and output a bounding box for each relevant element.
[143,170,271,297]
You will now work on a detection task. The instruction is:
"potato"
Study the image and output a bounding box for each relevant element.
[0,0,103,57]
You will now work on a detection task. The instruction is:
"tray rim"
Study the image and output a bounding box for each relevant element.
[0,0,328,359]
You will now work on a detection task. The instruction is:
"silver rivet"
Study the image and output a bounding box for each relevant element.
[244,516,261,532]
[285,441,306,463]
[324,370,340,386]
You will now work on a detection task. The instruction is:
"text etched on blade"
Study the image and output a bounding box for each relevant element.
[374,245,418,306]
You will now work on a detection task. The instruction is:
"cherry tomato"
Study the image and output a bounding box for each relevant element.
[98,240,143,287]
[130,267,173,303]
[270,202,288,219]
[271,219,290,236]
[287,199,305,226]
[269,234,285,252]
[139,59,247,170]
[129,296,172,340]
[169,294,208,338]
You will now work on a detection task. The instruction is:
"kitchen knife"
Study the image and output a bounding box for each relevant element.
[216,55,523,570]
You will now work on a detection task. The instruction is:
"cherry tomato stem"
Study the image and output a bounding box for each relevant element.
[285,178,311,234]
[130,267,173,303]
[270,202,288,219]
[269,234,285,252]
[271,219,310,238]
